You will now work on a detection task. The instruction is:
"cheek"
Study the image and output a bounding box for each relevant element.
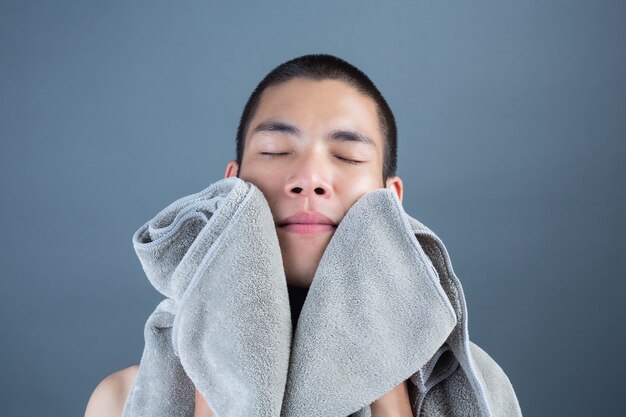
[337,174,382,207]
[240,171,283,208]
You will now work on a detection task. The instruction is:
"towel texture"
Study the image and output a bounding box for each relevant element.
[122,177,522,417]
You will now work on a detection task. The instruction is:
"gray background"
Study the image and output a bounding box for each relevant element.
[1,1,624,416]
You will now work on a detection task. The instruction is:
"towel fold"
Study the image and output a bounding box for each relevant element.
[122,177,522,417]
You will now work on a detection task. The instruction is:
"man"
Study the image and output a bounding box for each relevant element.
[85,54,412,416]
[85,54,502,417]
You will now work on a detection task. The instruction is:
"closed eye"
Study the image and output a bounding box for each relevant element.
[336,155,364,165]
[260,152,363,165]
[260,152,290,157]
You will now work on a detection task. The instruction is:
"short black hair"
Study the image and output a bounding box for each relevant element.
[235,54,398,182]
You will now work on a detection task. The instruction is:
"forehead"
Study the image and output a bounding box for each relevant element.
[247,78,382,144]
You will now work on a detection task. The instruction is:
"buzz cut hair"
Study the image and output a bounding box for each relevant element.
[235,54,398,182]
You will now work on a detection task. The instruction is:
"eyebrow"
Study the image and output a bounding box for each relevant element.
[251,120,300,136]
[329,129,376,147]
[250,120,376,147]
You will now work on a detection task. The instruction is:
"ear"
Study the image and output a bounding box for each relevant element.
[385,175,403,202]
[224,160,239,178]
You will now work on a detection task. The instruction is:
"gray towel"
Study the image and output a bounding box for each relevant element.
[122,177,522,417]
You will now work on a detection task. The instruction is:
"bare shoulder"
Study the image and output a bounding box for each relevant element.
[84,364,139,417]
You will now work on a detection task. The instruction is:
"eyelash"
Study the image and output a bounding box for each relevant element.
[260,152,363,165]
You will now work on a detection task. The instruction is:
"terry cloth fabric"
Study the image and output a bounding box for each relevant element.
[122,177,522,417]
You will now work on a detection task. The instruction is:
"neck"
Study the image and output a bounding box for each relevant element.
[286,284,310,336]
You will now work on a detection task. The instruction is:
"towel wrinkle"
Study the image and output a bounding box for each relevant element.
[123,178,522,417]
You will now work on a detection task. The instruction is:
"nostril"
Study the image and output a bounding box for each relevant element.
[289,186,327,195]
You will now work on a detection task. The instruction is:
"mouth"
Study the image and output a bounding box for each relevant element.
[276,211,338,235]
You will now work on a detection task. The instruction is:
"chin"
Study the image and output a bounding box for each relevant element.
[284,268,314,288]
[278,234,329,288]
[283,257,320,289]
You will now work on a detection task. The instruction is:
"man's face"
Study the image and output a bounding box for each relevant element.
[225,78,402,288]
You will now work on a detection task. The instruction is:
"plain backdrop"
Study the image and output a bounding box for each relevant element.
[1,1,624,416]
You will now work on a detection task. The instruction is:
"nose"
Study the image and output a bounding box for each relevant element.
[284,152,333,199]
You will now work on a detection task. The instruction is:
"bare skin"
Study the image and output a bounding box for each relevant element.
[83,365,216,417]
[85,78,413,416]
[84,365,412,417]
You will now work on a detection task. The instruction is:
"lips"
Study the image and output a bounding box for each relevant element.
[277,211,337,234]
[277,211,336,226]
